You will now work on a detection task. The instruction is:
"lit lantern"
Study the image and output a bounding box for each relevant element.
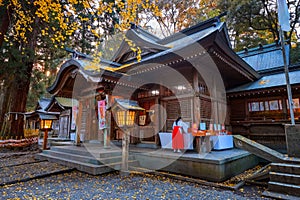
[112,99,144,129]
[39,116,54,150]
[111,99,144,174]
[40,119,53,130]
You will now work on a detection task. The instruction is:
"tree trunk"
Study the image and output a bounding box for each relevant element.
[0,4,11,48]
[0,15,38,139]
[8,63,33,139]
[0,83,12,135]
[1,60,34,139]
[0,5,12,133]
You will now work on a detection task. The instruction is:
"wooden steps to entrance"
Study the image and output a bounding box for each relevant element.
[36,146,139,175]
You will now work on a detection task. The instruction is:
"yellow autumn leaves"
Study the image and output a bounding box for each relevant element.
[0,0,161,63]
[117,0,161,30]
[2,0,161,43]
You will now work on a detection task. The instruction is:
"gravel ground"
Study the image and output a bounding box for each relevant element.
[0,151,272,200]
[0,171,271,200]
[0,153,73,187]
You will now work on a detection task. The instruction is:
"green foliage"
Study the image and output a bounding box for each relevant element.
[217,0,300,51]
[217,0,276,50]
[26,41,69,111]
[290,43,300,64]
[0,43,33,82]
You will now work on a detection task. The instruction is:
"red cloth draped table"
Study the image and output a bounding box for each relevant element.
[172,126,184,149]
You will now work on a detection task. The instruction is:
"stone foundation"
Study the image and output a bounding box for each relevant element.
[285,124,300,158]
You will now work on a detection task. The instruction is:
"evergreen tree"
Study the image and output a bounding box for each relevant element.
[0,0,160,139]
[218,0,300,51]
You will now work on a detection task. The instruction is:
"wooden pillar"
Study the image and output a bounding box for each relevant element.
[161,100,167,132]
[75,100,83,146]
[86,99,91,141]
[121,129,130,174]
[155,96,159,145]
[43,129,48,150]
[211,85,218,125]
[282,95,288,120]
[193,71,201,126]
[104,94,111,148]
[193,71,203,153]
[245,98,250,121]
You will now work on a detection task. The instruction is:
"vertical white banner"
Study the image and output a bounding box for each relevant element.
[98,100,106,130]
[277,0,290,31]
[71,105,78,130]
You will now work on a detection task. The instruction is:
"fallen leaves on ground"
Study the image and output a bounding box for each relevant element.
[221,165,264,186]
[0,152,271,200]
[0,154,72,186]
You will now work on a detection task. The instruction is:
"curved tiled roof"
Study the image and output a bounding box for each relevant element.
[237,43,290,72]
[227,70,300,93]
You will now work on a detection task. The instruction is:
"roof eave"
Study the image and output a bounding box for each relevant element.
[214,31,261,81]
[47,58,124,95]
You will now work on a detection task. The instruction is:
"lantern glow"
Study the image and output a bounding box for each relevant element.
[40,119,53,130]
[112,99,144,129]
[116,110,136,127]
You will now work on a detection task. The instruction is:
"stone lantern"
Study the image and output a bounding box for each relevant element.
[111,99,144,173]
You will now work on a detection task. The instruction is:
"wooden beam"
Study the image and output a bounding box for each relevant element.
[76,100,83,145]
[104,94,111,148]
[154,96,159,145]
[161,93,194,101]
[193,71,201,126]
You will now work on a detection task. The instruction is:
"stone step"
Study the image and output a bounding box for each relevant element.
[36,153,114,175]
[270,172,300,185]
[42,149,136,166]
[99,151,122,158]
[98,155,136,166]
[50,146,95,157]
[262,190,300,200]
[36,153,139,175]
[50,141,74,146]
[42,150,102,165]
[271,163,300,175]
[267,181,300,197]
[50,146,122,158]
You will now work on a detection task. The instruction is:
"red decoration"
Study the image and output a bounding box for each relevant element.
[172,126,184,149]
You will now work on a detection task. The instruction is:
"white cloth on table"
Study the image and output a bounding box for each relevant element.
[210,135,233,150]
[159,132,193,150]
[159,132,172,149]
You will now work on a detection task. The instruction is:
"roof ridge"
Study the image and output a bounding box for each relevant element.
[237,42,283,56]
[158,12,226,45]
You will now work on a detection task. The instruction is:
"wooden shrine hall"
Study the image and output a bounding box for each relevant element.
[47,14,300,151]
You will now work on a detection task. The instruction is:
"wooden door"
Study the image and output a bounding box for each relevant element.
[59,115,69,138]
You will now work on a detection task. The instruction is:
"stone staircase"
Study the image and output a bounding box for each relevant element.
[263,163,300,199]
[234,135,300,199]
[36,146,140,175]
